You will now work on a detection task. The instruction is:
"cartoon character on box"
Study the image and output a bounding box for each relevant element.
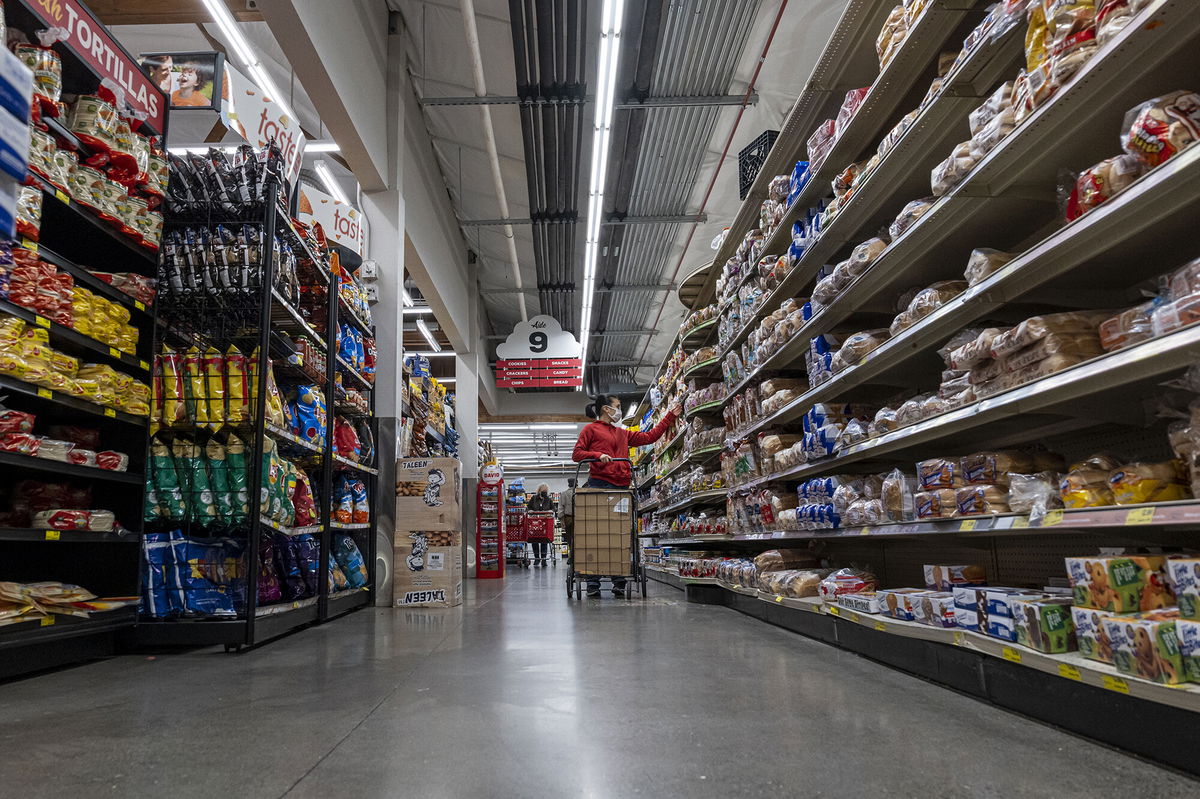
[1103,612,1183,685]
[1167,559,1200,619]
[1177,619,1200,682]
[407,532,428,571]
[1065,556,1171,611]
[424,469,446,507]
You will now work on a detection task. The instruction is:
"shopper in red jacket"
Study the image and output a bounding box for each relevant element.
[571,394,679,595]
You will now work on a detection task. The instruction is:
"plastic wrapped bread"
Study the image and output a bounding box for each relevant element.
[1121,91,1200,168]
[877,6,907,68]
[759,434,803,457]
[938,370,970,398]
[1065,155,1147,220]
[1008,472,1064,514]
[1060,453,1121,508]
[1108,460,1190,505]
[955,484,1011,515]
[1097,0,1153,44]
[1046,1,1098,86]
[960,450,1034,485]
[895,395,932,428]
[882,469,918,522]
[917,457,963,490]
[1151,296,1200,337]
[969,107,1016,161]
[931,141,976,196]
[915,489,957,519]
[831,329,891,373]
[889,198,936,240]
[968,356,1006,386]
[895,281,969,335]
[968,81,1014,136]
[948,327,1003,370]
[964,249,1014,286]
[1003,331,1103,372]
[990,312,1110,359]
[873,406,899,435]
[975,352,1093,397]
[760,378,808,397]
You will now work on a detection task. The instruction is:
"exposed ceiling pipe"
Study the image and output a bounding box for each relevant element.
[461,0,529,321]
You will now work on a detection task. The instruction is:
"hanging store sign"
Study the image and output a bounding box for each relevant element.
[22,0,167,133]
[138,51,224,111]
[494,315,583,388]
[481,463,503,485]
[299,184,366,255]
[220,64,305,183]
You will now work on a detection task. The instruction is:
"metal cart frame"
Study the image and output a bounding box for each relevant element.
[566,458,647,599]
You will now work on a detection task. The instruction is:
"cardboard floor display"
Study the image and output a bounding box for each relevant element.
[395,457,461,529]
[394,457,463,607]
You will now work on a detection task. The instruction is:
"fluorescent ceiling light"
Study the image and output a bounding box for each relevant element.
[436,377,457,383]
[415,318,441,352]
[402,306,434,315]
[401,287,415,307]
[201,0,295,120]
[314,159,349,205]
[578,0,627,368]
[307,141,340,153]
[410,350,456,357]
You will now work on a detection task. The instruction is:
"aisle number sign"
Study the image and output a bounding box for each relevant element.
[495,315,583,388]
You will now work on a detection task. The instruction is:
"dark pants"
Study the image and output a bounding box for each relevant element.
[584,476,627,592]
[531,540,550,559]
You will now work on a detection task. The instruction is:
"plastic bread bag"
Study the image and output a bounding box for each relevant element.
[831,329,890,373]
[915,489,958,518]
[906,281,968,321]
[964,249,1015,287]
[818,567,878,601]
[1025,1,1050,72]
[224,433,250,523]
[955,484,1011,516]
[888,198,936,240]
[882,469,918,522]
[1151,295,1200,338]
[1097,0,1152,44]
[836,419,869,452]
[1008,472,1063,521]
[990,311,1110,359]
[931,141,977,197]
[917,457,963,490]
[32,509,116,532]
[960,450,1034,486]
[1046,1,1099,84]
[1060,453,1121,508]
[895,394,932,428]
[872,406,900,435]
[1003,331,1103,372]
[969,107,1016,161]
[946,327,1002,371]
[1108,460,1190,505]
[939,371,971,399]
[849,237,889,271]
[968,82,1014,136]
[1063,155,1147,221]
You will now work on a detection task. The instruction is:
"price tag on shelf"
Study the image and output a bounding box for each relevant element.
[40,616,55,626]
[953,631,965,646]
[1102,675,1130,694]
[55,189,70,204]
[36,388,52,399]
[959,519,977,531]
[827,605,840,616]
[44,530,60,541]
[1125,507,1156,525]
[292,601,300,609]
[859,527,870,536]
[874,621,887,632]
[20,238,37,253]
[847,611,860,623]
[34,315,50,329]
[1058,663,1082,681]
[1002,647,1022,663]
[1011,516,1030,529]
[104,408,116,418]
[140,360,150,371]
[775,595,784,603]
[1042,509,1065,527]
[108,347,123,359]
[134,300,146,311]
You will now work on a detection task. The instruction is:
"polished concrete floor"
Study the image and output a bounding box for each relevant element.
[2,567,1197,798]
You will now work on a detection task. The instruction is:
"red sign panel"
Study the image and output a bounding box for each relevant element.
[541,368,582,378]
[497,368,532,379]
[546,358,582,368]
[22,0,168,133]
[497,359,532,368]
[495,376,583,389]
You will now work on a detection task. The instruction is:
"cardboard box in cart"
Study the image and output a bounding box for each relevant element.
[394,530,463,608]
[395,458,461,530]
[573,489,633,575]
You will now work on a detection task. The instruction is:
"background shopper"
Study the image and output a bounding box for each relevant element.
[527,483,555,566]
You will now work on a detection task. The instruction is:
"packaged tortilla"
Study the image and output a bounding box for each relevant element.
[225,346,249,425]
[202,346,226,430]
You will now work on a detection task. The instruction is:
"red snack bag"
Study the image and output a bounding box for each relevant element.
[95,450,129,471]
[0,410,36,433]
[0,432,39,455]
[1122,91,1200,168]
[333,417,361,461]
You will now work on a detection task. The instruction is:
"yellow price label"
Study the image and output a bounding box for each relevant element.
[40,616,55,626]
[134,300,146,311]
[1042,509,1065,527]
[292,601,300,609]
[953,631,965,646]
[140,360,150,371]
[34,315,50,329]
[1058,663,1082,681]
[847,611,860,624]
[1002,647,1022,663]
[55,189,70,204]
[874,621,887,632]
[1125,507,1156,525]
[36,388,52,399]
[1011,516,1030,529]
[959,519,978,531]
[828,605,840,616]
[104,408,116,418]
[775,595,784,603]
[860,526,870,536]
[109,347,121,358]
[45,530,61,540]
[1103,675,1130,694]
[20,238,37,253]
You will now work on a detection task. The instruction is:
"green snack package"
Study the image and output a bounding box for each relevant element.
[173,438,217,526]
[224,432,250,523]
[206,438,236,525]
[151,437,186,522]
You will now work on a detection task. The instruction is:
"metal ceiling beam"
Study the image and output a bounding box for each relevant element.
[461,213,705,227]
[422,93,756,107]
[481,283,674,296]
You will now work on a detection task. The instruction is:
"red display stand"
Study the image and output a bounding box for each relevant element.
[476,464,505,578]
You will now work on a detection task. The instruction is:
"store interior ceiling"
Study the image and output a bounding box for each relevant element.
[399,0,847,396]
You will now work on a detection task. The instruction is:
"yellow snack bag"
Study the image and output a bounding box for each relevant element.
[70,288,93,336]
[184,346,208,426]
[159,346,185,428]
[21,327,48,345]
[0,316,25,348]
[225,345,249,424]
[264,359,285,428]
[248,347,259,416]
[1025,2,1048,72]
[49,349,79,375]
[203,347,226,430]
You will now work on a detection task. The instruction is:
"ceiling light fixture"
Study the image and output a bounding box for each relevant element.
[306,141,341,153]
[401,306,434,315]
[415,319,441,352]
[200,0,296,120]
[314,159,350,205]
[401,287,415,307]
[411,351,456,358]
[578,0,627,370]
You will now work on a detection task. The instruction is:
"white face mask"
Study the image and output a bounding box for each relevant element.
[604,404,621,422]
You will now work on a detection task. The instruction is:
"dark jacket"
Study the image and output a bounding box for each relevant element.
[528,492,554,512]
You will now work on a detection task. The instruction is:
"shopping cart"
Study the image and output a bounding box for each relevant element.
[525,511,556,567]
[566,458,646,599]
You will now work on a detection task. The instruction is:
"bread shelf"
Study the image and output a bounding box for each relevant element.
[0,527,139,543]
[0,299,150,376]
[657,488,728,515]
[0,451,140,486]
[684,399,724,419]
[681,357,721,381]
[0,375,147,427]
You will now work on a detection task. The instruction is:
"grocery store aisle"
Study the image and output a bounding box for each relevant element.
[1,570,1196,798]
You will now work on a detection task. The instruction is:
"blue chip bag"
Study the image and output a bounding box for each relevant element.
[334,534,368,588]
[295,533,321,595]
